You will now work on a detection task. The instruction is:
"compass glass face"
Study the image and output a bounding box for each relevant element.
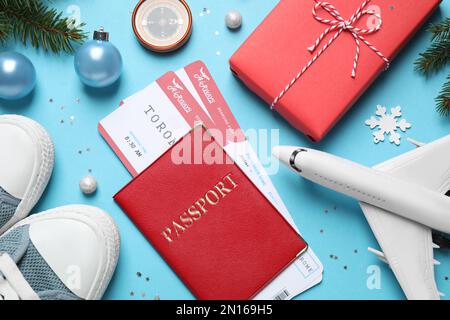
[145,5,180,39]
[134,0,191,50]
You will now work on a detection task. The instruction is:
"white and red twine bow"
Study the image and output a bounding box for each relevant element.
[270,0,390,110]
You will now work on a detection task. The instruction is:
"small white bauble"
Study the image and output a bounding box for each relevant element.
[79,175,98,195]
[225,10,242,30]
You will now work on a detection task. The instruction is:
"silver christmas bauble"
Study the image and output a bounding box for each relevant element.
[79,175,98,195]
[225,10,242,30]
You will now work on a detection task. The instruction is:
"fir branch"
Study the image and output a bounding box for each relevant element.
[415,17,450,118]
[0,0,87,53]
[436,74,450,117]
[0,11,11,43]
[429,17,450,42]
[415,39,450,76]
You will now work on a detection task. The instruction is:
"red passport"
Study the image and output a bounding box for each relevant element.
[230,0,441,141]
[114,126,307,300]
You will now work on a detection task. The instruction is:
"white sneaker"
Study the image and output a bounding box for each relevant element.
[0,205,120,300]
[0,115,54,234]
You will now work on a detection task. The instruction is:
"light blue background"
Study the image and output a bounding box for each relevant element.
[1,0,449,300]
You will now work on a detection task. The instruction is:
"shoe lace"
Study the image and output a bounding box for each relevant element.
[0,252,39,300]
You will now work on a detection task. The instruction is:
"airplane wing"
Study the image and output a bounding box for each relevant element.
[360,135,450,300]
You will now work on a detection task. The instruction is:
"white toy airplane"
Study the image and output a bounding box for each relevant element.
[360,135,450,300]
[274,134,450,300]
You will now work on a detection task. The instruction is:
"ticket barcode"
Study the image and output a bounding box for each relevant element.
[273,289,290,300]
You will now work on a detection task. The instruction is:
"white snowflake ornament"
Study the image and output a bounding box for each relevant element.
[365,105,411,146]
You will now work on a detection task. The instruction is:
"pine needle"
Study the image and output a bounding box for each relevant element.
[414,39,450,75]
[436,74,450,117]
[0,11,11,43]
[429,17,450,42]
[0,0,87,53]
[415,17,450,118]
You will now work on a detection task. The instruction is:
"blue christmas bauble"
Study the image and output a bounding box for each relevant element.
[0,52,36,100]
[74,29,122,88]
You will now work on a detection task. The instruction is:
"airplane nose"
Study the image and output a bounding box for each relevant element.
[272,146,304,170]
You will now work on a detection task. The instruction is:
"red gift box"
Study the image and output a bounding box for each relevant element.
[230,0,441,142]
